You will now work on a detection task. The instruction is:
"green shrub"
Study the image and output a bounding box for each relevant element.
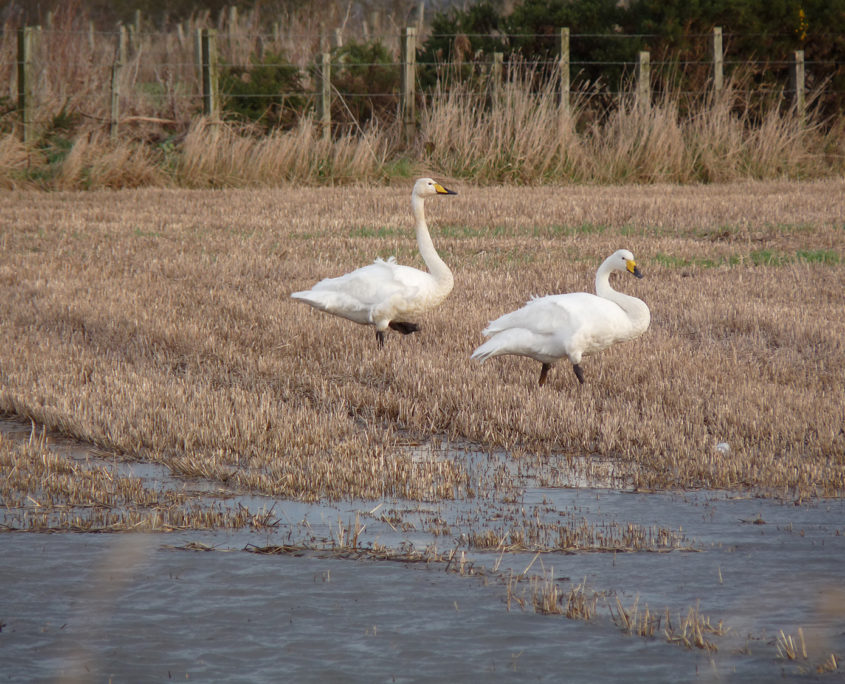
[328,40,399,130]
[221,50,306,130]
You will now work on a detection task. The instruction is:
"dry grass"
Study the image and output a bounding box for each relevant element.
[664,602,727,651]
[610,596,662,638]
[0,180,843,503]
[0,10,842,188]
[0,431,251,532]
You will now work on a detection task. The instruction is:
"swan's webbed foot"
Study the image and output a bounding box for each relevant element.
[538,363,551,386]
[376,330,385,348]
[388,321,420,335]
[573,363,585,384]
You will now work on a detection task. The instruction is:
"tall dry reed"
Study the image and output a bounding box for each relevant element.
[1,9,841,188]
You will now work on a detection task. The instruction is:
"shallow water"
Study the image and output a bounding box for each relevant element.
[2,420,844,681]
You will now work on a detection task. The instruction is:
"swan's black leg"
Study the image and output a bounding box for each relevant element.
[573,364,585,384]
[388,321,420,335]
[538,363,551,386]
[376,330,385,348]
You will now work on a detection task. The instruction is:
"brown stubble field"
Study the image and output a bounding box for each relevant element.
[0,179,843,507]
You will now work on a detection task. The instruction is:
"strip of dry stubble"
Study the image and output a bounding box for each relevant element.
[0,180,843,501]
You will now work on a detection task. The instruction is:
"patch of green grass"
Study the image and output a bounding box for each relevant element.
[795,249,841,264]
[767,222,816,235]
[654,249,842,270]
[381,158,415,179]
[133,227,161,239]
[747,249,787,266]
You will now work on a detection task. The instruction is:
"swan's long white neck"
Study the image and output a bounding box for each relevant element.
[413,193,453,294]
[595,258,650,335]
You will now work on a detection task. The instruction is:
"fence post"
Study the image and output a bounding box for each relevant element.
[194,27,203,86]
[791,49,805,115]
[320,52,332,141]
[17,26,37,144]
[110,44,123,140]
[400,26,417,145]
[636,51,650,110]
[228,6,238,44]
[117,23,128,64]
[201,28,220,118]
[558,27,571,121]
[131,9,141,52]
[711,26,723,94]
[491,51,503,96]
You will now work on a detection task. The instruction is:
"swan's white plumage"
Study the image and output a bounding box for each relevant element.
[291,178,456,342]
[471,249,650,385]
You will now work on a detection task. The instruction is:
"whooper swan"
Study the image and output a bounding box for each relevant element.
[471,249,650,386]
[291,178,457,347]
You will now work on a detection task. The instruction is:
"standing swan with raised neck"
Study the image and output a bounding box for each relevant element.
[471,249,651,386]
[291,178,457,347]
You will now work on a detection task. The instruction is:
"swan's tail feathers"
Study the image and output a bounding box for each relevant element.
[470,339,499,362]
[471,328,538,362]
[290,289,336,311]
[388,321,420,335]
[290,290,370,325]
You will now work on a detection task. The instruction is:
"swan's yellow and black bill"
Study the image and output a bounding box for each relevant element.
[434,182,457,195]
[626,259,643,278]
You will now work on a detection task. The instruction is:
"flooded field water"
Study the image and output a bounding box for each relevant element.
[2,419,844,682]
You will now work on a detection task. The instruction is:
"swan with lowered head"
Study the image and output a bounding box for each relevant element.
[471,249,650,386]
[291,178,457,347]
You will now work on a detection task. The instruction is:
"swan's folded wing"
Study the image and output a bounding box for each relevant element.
[307,259,410,302]
[483,294,595,336]
[292,258,433,324]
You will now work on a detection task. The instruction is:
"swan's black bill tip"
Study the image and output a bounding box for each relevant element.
[633,266,644,278]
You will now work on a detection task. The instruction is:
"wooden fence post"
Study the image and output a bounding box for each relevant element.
[400,26,417,145]
[194,27,203,84]
[110,40,123,140]
[320,52,332,140]
[201,28,220,118]
[228,6,238,44]
[636,50,650,110]
[791,49,805,115]
[711,26,723,94]
[491,51,503,96]
[131,9,141,52]
[558,27,571,122]
[17,26,37,144]
[118,23,128,64]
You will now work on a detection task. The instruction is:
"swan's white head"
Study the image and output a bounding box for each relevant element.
[607,249,643,279]
[413,177,457,199]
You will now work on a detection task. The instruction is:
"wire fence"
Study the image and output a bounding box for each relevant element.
[6,23,842,143]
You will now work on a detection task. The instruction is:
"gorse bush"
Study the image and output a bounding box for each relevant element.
[329,40,399,130]
[221,50,306,130]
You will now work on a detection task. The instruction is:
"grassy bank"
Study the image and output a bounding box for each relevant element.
[0,180,843,501]
[3,79,843,189]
